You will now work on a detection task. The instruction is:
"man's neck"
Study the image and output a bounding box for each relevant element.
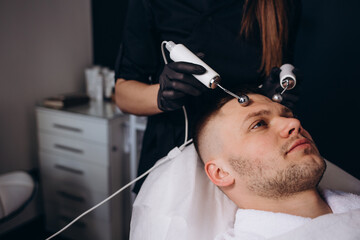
[235,189,333,218]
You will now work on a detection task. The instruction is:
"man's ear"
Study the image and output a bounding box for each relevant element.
[205,160,235,187]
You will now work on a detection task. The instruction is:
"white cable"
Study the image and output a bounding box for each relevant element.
[46,42,192,240]
[180,138,193,151]
[45,176,146,239]
[182,106,189,145]
[161,41,168,65]
[45,139,192,240]
[161,41,189,146]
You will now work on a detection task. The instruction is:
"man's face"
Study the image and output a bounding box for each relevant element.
[212,94,326,199]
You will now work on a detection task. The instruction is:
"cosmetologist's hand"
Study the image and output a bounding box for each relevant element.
[157,61,208,111]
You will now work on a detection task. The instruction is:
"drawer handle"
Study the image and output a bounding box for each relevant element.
[54,144,84,154]
[60,215,86,228]
[57,191,85,203]
[53,123,83,133]
[54,164,84,175]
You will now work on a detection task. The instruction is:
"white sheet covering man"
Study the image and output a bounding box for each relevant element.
[193,89,360,239]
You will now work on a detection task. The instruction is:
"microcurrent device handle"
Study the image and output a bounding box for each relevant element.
[165,41,220,89]
[165,41,249,106]
[279,64,296,90]
[272,63,297,103]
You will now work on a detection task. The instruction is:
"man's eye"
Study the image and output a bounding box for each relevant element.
[252,120,267,129]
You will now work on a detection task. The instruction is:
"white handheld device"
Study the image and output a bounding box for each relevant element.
[272,63,297,102]
[164,41,249,105]
[280,63,296,90]
[165,41,220,89]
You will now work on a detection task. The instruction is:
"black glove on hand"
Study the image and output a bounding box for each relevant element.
[261,67,302,110]
[157,61,208,111]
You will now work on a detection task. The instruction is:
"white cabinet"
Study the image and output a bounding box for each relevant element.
[36,101,131,240]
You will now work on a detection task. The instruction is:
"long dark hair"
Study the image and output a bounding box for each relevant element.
[241,0,290,76]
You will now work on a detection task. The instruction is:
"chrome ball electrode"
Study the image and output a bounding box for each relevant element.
[238,94,250,105]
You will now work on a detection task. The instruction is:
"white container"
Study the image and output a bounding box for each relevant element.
[85,67,103,101]
[103,71,115,99]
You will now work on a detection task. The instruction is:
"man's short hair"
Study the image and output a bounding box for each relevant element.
[192,85,260,162]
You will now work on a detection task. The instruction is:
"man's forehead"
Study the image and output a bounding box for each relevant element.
[199,94,275,161]
[220,94,274,117]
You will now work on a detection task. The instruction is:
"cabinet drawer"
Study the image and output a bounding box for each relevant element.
[44,203,111,240]
[37,109,108,144]
[43,181,111,221]
[39,132,109,166]
[40,151,108,193]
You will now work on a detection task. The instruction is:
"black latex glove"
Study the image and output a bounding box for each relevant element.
[157,61,208,111]
[261,67,302,110]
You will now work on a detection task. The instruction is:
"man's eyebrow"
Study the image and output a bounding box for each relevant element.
[243,109,271,122]
[281,106,293,116]
[243,106,293,123]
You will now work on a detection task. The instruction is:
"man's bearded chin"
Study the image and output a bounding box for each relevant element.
[246,159,327,199]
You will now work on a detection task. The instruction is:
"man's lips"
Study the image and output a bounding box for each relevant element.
[286,138,312,154]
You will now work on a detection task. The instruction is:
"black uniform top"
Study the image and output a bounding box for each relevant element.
[115,0,301,193]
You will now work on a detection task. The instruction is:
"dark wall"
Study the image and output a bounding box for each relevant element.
[295,0,360,179]
[92,1,360,178]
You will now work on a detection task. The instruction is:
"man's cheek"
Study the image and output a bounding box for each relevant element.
[247,139,273,155]
[248,139,274,153]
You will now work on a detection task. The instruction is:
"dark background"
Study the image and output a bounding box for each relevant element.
[91,0,360,179]
[295,1,360,179]
[91,0,129,68]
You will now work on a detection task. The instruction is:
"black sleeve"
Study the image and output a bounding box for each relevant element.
[115,0,160,84]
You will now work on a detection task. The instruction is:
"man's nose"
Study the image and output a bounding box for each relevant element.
[279,117,302,138]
